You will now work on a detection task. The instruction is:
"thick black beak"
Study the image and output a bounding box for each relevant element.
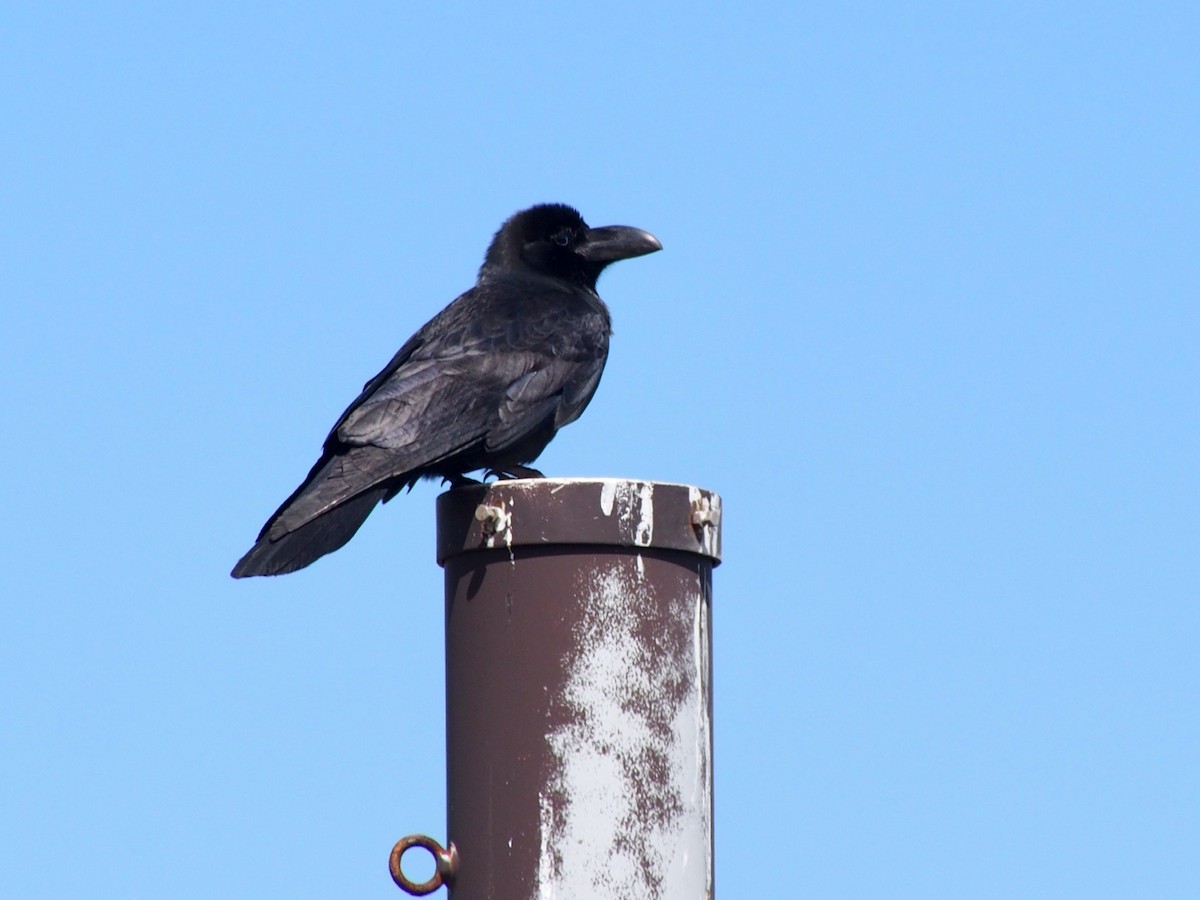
[578,225,662,263]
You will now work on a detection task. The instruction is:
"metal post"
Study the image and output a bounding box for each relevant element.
[391,478,721,899]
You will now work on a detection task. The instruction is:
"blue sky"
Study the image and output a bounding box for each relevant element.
[2,3,1196,897]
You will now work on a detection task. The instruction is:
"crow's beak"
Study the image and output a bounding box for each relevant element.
[578,225,662,262]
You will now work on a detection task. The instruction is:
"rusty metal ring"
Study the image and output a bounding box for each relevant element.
[389,834,458,895]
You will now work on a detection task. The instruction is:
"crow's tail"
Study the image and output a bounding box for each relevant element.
[230,487,387,578]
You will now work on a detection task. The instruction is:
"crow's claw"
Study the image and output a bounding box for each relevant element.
[484,465,545,481]
[442,473,484,488]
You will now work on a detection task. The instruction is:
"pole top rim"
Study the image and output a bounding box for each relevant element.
[435,477,722,566]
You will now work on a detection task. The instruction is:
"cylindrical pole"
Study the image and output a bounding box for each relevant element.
[432,477,721,899]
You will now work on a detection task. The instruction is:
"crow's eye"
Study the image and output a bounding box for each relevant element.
[551,230,571,247]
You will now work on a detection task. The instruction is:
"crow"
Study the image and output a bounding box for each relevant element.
[231,203,661,577]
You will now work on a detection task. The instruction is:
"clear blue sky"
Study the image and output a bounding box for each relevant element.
[2,3,1196,897]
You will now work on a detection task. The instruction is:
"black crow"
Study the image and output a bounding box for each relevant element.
[232,203,661,577]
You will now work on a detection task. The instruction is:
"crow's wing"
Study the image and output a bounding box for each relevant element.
[268,293,608,537]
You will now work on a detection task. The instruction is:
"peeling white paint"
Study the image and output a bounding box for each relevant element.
[595,479,655,547]
[536,560,711,899]
[599,479,618,517]
[504,497,515,562]
[633,481,654,547]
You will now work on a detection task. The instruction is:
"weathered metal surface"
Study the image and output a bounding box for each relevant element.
[435,478,721,899]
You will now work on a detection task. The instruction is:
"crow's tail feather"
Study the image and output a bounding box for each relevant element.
[230,487,387,578]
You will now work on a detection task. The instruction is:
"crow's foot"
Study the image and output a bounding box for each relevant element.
[485,465,545,481]
[442,473,484,488]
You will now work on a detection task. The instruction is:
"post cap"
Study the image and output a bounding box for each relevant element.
[436,478,722,566]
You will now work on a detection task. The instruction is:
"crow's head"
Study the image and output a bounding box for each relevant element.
[482,203,661,289]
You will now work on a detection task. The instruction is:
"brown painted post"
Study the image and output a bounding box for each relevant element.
[392,478,721,898]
